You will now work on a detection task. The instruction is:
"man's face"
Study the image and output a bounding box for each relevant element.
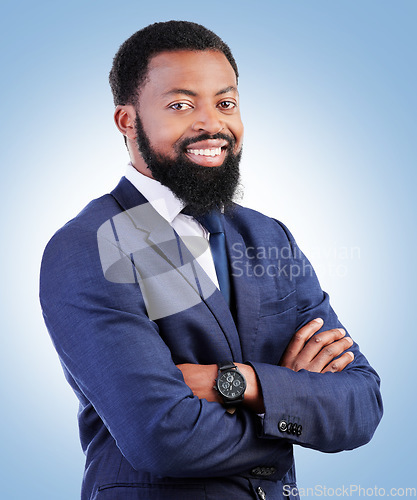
[132,50,244,215]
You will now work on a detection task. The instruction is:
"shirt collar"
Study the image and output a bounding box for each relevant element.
[125,163,185,223]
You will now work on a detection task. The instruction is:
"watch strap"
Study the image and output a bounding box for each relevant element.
[217,361,236,371]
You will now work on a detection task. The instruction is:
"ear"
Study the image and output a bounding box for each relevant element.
[114,105,137,140]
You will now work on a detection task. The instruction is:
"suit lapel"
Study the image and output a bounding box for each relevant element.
[111,178,186,274]
[111,176,149,211]
[111,178,204,297]
[224,216,261,361]
[203,289,243,362]
[110,177,243,361]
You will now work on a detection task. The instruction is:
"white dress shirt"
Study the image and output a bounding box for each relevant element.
[125,163,219,288]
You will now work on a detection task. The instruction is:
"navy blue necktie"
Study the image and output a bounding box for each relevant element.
[193,211,231,306]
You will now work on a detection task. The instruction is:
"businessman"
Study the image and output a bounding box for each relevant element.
[40,21,382,500]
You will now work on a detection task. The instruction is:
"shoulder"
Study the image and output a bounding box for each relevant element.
[225,203,296,247]
[40,191,127,287]
[44,176,143,249]
[44,193,120,251]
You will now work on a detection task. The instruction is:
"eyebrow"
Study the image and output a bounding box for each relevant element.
[162,85,238,98]
[162,88,197,97]
[216,85,238,96]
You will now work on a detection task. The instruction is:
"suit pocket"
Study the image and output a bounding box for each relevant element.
[96,482,206,499]
[259,289,296,317]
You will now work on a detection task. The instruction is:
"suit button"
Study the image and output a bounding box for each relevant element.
[257,486,266,499]
[287,422,293,434]
[278,419,288,432]
[296,424,302,436]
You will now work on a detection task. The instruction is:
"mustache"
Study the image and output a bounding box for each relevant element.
[176,132,235,151]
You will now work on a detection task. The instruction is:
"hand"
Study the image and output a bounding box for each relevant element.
[176,363,221,403]
[176,363,265,413]
[279,318,354,373]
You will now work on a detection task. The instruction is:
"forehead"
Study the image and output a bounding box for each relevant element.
[142,50,238,96]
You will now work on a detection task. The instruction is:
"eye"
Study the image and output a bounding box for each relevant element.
[218,100,236,110]
[169,102,193,111]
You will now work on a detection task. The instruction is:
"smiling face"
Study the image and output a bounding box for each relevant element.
[134,49,244,172]
[115,49,244,214]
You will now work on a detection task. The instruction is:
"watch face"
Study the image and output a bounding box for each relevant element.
[217,370,246,400]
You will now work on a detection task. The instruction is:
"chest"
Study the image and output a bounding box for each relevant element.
[155,224,298,365]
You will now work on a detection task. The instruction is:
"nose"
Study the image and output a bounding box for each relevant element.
[191,104,224,135]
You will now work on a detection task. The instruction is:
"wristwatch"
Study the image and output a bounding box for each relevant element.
[214,361,247,406]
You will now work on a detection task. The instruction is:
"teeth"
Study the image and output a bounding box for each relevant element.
[187,147,222,157]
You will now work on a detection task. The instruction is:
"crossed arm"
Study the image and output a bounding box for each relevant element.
[41,217,382,476]
[177,317,355,413]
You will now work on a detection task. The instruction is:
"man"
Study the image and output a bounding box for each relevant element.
[40,21,382,500]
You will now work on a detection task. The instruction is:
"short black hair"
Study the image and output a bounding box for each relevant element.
[109,20,239,106]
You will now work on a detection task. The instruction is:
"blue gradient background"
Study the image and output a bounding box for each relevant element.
[1,1,415,498]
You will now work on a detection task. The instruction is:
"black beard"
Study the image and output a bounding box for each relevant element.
[135,113,242,217]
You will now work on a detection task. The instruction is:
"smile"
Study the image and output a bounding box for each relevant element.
[186,147,222,157]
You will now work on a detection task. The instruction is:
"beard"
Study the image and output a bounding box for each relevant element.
[135,112,242,217]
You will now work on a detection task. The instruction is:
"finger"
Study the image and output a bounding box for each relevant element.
[310,336,353,372]
[280,318,324,366]
[295,328,346,367]
[322,350,355,373]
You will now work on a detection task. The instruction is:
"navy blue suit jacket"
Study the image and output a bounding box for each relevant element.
[40,177,382,499]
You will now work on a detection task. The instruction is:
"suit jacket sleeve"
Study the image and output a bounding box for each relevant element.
[249,220,383,451]
[40,219,293,480]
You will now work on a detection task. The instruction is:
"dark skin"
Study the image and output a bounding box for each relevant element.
[114,50,243,178]
[113,49,354,414]
[178,318,354,413]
